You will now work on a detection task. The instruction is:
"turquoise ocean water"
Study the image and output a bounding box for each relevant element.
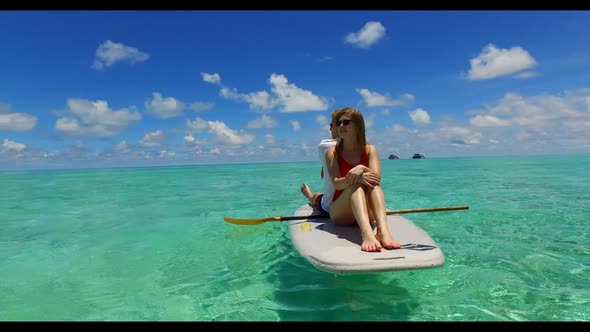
[1,154,589,321]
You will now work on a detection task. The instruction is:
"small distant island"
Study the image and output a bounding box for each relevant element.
[388,154,399,160]
[412,153,426,159]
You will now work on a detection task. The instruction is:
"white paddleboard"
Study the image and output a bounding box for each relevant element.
[288,204,445,274]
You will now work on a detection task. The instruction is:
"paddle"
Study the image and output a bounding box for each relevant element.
[223,205,469,226]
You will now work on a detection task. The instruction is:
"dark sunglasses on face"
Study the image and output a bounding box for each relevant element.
[335,119,352,127]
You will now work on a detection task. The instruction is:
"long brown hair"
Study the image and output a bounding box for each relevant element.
[333,107,367,155]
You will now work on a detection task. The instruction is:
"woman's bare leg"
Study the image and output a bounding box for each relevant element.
[365,188,375,222]
[366,185,400,249]
[330,183,382,252]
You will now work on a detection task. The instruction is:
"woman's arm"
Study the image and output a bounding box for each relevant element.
[352,145,381,187]
[367,144,382,178]
[346,145,381,185]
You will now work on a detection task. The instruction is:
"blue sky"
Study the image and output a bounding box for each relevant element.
[1,10,589,170]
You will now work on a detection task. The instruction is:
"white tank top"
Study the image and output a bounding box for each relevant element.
[317,138,339,212]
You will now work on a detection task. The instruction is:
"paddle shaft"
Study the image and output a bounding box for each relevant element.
[387,205,469,214]
[279,205,469,221]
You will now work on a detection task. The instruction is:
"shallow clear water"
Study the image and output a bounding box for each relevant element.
[1,155,589,321]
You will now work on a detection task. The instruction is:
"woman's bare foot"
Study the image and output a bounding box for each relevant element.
[376,230,401,250]
[361,234,382,252]
[300,183,314,200]
[300,183,321,206]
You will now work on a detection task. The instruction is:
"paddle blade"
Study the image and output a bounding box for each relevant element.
[223,216,281,225]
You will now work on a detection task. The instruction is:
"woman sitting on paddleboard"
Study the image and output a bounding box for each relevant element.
[326,107,401,252]
[300,109,340,216]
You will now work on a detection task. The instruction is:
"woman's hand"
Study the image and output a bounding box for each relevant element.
[345,165,365,185]
[358,172,380,187]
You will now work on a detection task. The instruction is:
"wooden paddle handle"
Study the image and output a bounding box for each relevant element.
[387,205,469,214]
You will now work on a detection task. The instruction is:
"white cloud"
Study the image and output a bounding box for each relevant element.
[208,121,255,145]
[144,93,213,118]
[2,138,26,152]
[469,91,588,130]
[140,130,167,147]
[409,108,431,126]
[375,89,590,157]
[184,134,207,147]
[115,141,131,153]
[467,43,537,80]
[247,115,277,129]
[186,117,255,145]
[470,114,510,127]
[92,40,149,71]
[188,102,214,112]
[344,21,386,49]
[291,120,301,132]
[514,71,539,79]
[145,93,185,119]
[269,74,330,112]
[0,102,37,131]
[55,98,141,137]
[201,72,221,84]
[265,133,275,145]
[159,150,175,158]
[357,88,414,107]
[62,140,87,158]
[218,74,329,113]
[364,113,376,129]
[186,118,210,133]
[0,111,37,131]
[315,114,329,126]
[387,124,407,133]
[440,126,482,145]
[220,87,276,111]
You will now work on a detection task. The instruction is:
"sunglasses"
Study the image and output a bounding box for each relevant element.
[335,119,353,127]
